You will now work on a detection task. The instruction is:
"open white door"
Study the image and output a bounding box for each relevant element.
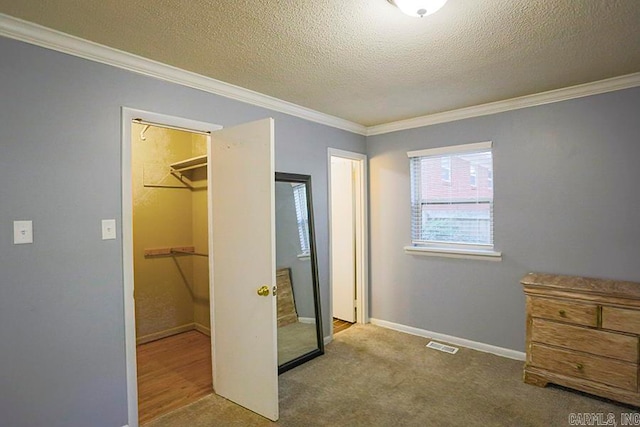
[330,157,356,323]
[209,118,278,421]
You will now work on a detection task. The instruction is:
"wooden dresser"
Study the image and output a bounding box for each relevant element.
[522,273,640,406]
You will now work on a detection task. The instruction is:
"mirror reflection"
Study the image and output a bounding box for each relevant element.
[275,173,323,372]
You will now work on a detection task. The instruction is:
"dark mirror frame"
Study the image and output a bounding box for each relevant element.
[276,172,324,374]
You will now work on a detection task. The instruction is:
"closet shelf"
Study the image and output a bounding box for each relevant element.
[170,154,207,173]
[144,246,209,258]
[172,249,208,257]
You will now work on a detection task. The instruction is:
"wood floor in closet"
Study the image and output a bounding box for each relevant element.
[137,330,212,424]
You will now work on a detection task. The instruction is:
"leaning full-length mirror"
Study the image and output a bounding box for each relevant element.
[275,172,324,374]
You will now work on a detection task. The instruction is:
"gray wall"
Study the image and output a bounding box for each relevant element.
[0,37,365,427]
[367,86,640,353]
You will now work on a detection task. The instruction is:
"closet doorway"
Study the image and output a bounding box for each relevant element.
[122,108,279,426]
[131,121,211,423]
[328,149,368,336]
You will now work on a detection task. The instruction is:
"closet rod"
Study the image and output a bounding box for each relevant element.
[133,118,211,136]
[171,249,209,257]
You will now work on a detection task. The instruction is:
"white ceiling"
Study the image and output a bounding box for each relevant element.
[0,0,639,127]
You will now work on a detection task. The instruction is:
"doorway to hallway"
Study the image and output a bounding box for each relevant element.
[328,148,368,336]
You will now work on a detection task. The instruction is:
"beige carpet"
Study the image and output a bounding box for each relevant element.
[146,324,636,426]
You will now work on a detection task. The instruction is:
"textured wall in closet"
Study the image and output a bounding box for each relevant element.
[132,124,209,341]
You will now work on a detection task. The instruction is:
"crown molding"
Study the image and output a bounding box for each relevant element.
[0,14,368,136]
[366,72,640,136]
[2,14,639,139]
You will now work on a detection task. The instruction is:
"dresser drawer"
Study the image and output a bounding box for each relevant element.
[602,306,640,335]
[528,297,598,327]
[530,343,638,392]
[531,318,638,363]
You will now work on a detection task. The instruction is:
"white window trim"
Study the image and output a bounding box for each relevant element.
[407,141,492,158]
[404,245,502,261]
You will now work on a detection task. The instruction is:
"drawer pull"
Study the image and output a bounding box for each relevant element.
[558,309,567,317]
[575,363,584,371]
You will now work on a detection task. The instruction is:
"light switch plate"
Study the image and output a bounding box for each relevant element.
[102,219,116,240]
[14,220,33,244]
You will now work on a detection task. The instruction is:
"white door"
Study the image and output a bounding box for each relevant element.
[209,118,278,421]
[330,157,356,322]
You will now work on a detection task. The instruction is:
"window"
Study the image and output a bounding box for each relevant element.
[292,183,310,256]
[407,142,498,258]
[440,157,451,182]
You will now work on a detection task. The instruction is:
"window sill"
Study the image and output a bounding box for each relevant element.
[403,245,502,261]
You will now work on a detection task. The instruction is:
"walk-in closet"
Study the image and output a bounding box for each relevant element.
[131,122,211,424]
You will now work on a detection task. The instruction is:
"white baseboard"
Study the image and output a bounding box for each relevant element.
[194,322,211,336]
[136,323,195,345]
[298,317,316,324]
[324,335,333,345]
[370,318,525,361]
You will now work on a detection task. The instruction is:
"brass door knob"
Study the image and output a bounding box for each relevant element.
[575,363,584,371]
[257,285,270,297]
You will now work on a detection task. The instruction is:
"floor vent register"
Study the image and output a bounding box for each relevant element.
[426,341,459,354]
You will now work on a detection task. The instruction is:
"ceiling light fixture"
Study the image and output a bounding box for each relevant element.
[388,0,449,18]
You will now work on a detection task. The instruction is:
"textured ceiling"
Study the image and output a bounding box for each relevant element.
[1,0,639,126]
